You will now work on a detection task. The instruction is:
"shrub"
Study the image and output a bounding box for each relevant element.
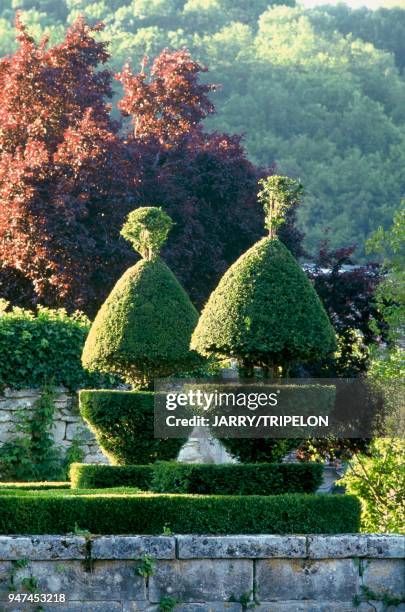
[191,237,336,371]
[0,490,360,534]
[0,482,69,490]
[82,207,201,389]
[339,438,405,534]
[69,462,323,494]
[70,463,153,489]
[79,390,186,464]
[0,303,111,390]
[150,462,323,494]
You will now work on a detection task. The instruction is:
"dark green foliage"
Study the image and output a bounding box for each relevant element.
[69,462,323,494]
[70,463,153,490]
[0,490,360,534]
[82,258,201,388]
[79,390,186,465]
[192,238,336,370]
[150,462,323,495]
[0,304,112,390]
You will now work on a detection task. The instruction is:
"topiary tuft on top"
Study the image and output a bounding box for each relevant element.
[82,207,201,388]
[191,177,336,374]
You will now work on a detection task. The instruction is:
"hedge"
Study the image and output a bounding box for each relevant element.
[0,492,360,534]
[0,305,114,390]
[191,237,336,366]
[0,482,70,490]
[70,464,153,490]
[151,462,324,494]
[79,390,187,464]
[70,462,323,494]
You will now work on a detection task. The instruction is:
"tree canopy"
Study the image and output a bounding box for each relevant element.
[0,1,403,260]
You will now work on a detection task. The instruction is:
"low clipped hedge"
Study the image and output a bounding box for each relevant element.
[0,491,360,534]
[0,482,70,490]
[70,464,153,490]
[70,462,324,494]
[151,462,323,494]
[79,390,187,464]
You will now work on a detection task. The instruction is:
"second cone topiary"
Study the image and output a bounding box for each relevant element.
[191,177,336,374]
[82,207,201,388]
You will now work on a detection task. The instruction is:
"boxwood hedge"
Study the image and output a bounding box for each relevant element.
[70,464,153,490]
[0,491,360,534]
[70,462,324,495]
[79,390,187,464]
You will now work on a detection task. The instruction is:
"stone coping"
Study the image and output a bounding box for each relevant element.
[0,534,403,561]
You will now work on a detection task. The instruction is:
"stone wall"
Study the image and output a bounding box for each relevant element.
[0,535,403,611]
[0,388,108,465]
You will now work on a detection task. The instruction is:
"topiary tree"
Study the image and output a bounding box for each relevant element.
[82,206,201,389]
[191,176,337,462]
[191,176,336,376]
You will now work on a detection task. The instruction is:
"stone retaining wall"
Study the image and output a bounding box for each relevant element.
[0,535,403,611]
[0,388,108,464]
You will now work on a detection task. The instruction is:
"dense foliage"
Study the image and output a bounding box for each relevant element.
[82,258,201,387]
[0,302,109,389]
[0,17,295,314]
[79,390,187,464]
[192,237,336,372]
[70,463,153,489]
[0,490,361,534]
[339,438,405,534]
[0,2,403,260]
[150,462,323,495]
[70,461,323,494]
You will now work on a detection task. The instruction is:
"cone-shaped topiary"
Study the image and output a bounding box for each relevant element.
[191,177,336,373]
[82,207,201,388]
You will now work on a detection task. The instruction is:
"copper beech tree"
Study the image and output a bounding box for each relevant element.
[0,16,301,314]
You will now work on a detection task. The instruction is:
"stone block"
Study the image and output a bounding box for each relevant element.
[256,559,358,601]
[362,559,405,600]
[28,560,146,601]
[177,535,306,559]
[91,536,175,560]
[149,560,253,603]
[51,420,66,443]
[0,536,87,561]
[3,603,122,611]
[308,535,367,559]
[366,535,405,559]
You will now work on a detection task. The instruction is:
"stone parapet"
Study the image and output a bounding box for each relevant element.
[0,534,403,611]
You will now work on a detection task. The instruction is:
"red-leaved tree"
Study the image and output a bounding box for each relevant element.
[0,16,136,313]
[0,20,302,314]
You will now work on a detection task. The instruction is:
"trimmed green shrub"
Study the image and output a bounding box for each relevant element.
[0,482,70,490]
[82,207,201,389]
[150,462,323,494]
[0,491,361,534]
[0,303,112,390]
[79,390,186,464]
[191,237,336,370]
[69,462,323,494]
[70,463,153,489]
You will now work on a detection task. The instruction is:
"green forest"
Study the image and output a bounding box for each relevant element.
[0,0,404,258]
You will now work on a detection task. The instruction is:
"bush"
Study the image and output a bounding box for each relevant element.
[191,237,336,371]
[339,438,405,534]
[0,490,360,534]
[150,462,324,494]
[79,390,186,464]
[82,207,202,389]
[70,463,153,489]
[0,303,112,390]
[70,462,324,494]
